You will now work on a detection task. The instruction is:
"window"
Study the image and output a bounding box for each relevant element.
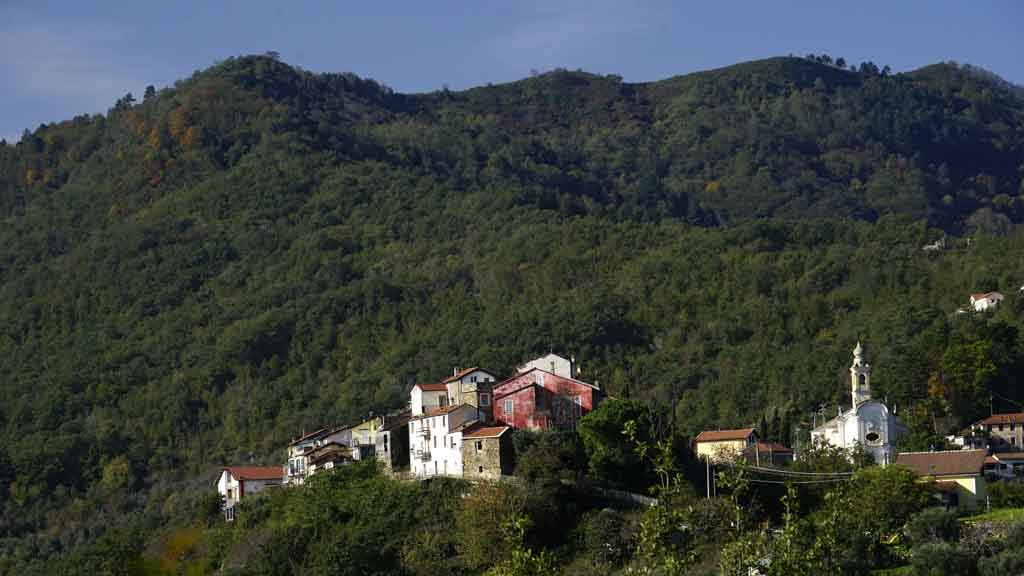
[537,392,545,410]
[470,376,478,383]
[433,436,437,448]
[443,416,447,427]
[480,393,491,406]
[504,399,514,415]
[1000,424,1005,431]
[476,440,483,452]
[478,466,484,474]
[384,434,389,452]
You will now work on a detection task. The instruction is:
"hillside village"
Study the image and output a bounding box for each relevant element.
[219,334,1024,518]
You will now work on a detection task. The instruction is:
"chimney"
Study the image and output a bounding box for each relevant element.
[453,367,459,377]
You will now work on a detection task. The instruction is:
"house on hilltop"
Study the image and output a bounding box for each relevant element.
[443,367,498,423]
[970,291,1004,311]
[516,352,580,379]
[462,425,513,480]
[491,363,601,431]
[217,466,283,520]
[409,404,478,478]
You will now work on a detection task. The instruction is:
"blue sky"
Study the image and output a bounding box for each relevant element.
[1,1,1020,144]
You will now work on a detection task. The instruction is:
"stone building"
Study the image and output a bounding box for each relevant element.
[461,425,512,480]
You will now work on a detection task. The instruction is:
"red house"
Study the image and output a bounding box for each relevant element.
[492,368,601,431]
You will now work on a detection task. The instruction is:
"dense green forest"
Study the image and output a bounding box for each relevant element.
[0,53,1023,573]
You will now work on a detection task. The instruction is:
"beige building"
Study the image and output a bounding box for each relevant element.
[694,428,757,462]
[971,413,1024,451]
[896,450,988,511]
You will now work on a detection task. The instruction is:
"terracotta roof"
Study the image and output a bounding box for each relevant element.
[442,367,492,383]
[695,428,757,443]
[378,411,412,431]
[287,428,328,447]
[415,383,448,392]
[463,425,511,439]
[896,450,988,477]
[224,466,283,481]
[757,441,793,453]
[991,452,1024,461]
[971,291,1003,300]
[975,413,1024,426]
[410,403,470,421]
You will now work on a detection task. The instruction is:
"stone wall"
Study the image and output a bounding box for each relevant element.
[462,435,509,479]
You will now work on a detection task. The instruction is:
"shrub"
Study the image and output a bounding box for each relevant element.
[906,507,960,546]
[910,542,977,576]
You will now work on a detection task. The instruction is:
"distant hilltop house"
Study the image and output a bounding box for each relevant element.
[896,450,988,511]
[811,342,905,465]
[970,291,1004,312]
[921,236,946,252]
[217,466,283,520]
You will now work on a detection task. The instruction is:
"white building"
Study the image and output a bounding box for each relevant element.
[285,426,350,485]
[810,342,905,465]
[217,466,283,520]
[411,383,451,416]
[517,353,579,379]
[408,404,478,478]
[971,291,1004,311]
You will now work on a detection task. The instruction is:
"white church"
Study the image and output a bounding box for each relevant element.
[811,342,905,465]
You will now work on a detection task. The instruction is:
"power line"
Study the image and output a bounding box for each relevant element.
[746,478,852,485]
[745,465,855,477]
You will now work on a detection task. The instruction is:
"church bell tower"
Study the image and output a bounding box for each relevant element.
[850,341,872,409]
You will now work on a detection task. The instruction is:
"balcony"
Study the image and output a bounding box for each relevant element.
[415,449,431,462]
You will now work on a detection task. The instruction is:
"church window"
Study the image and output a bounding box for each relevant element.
[858,374,865,387]
[865,432,880,443]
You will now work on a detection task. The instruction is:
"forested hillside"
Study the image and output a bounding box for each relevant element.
[0,54,1023,572]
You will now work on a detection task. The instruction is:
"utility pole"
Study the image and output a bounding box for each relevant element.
[706,457,711,500]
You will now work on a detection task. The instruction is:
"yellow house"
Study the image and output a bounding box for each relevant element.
[896,449,988,511]
[695,428,758,463]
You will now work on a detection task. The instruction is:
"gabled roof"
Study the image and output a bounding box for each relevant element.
[414,383,448,392]
[223,466,283,481]
[442,367,496,383]
[287,428,329,447]
[694,428,757,443]
[410,403,471,421]
[971,291,1004,300]
[493,367,599,400]
[463,425,511,439]
[896,449,988,477]
[974,413,1024,426]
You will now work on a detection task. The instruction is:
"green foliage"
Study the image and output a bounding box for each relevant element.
[578,399,657,492]
[906,507,961,547]
[910,542,978,576]
[2,53,1024,571]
